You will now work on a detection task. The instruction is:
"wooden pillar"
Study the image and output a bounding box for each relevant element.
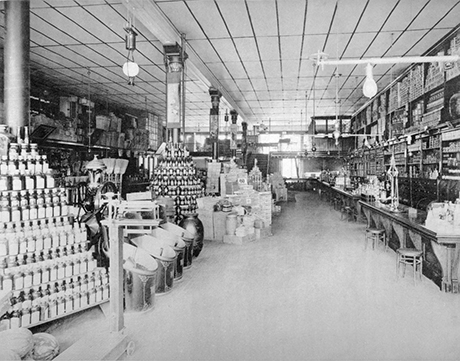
[4,0,30,135]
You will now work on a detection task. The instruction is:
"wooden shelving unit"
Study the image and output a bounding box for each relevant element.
[347,27,460,209]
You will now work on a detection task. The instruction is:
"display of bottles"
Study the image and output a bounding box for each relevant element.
[0,129,109,330]
[0,188,69,222]
[0,267,109,329]
[151,142,203,222]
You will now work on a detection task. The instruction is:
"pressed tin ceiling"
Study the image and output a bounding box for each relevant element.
[0,0,459,133]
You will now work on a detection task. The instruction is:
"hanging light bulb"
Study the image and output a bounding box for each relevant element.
[122,24,139,85]
[363,63,377,98]
[122,61,139,85]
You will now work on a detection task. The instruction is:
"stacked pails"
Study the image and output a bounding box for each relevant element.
[160,222,195,269]
[131,235,177,294]
[151,227,186,281]
[123,243,158,312]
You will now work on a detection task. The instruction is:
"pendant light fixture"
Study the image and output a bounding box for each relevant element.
[122,8,139,85]
[312,51,460,100]
[362,63,377,98]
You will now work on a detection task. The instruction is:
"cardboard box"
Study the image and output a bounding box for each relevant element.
[223,232,255,245]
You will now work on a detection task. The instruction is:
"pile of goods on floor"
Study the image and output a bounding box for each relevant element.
[0,328,59,360]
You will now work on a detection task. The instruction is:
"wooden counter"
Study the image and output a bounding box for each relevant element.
[316,181,364,221]
[359,201,460,293]
[317,180,459,293]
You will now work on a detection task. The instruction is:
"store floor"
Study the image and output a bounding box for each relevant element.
[44,191,460,360]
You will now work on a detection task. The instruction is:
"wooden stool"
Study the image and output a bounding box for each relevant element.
[333,197,342,211]
[341,206,357,222]
[396,248,423,285]
[365,228,386,250]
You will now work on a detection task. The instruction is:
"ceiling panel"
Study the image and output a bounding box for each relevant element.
[156,1,207,40]
[30,47,81,69]
[262,61,282,79]
[277,1,306,36]
[30,28,60,47]
[30,13,79,45]
[187,39,221,64]
[186,1,229,39]
[280,36,303,61]
[304,1,337,36]
[257,37,281,62]
[32,8,101,44]
[215,0,252,38]
[224,61,248,79]
[65,44,118,67]
[242,61,265,79]
[233,37,260,63]
[234,78,254,93]
[247,0,278,37]
[57,6,123,43]
[209,39,240,62]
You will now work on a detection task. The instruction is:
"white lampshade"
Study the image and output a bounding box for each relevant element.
[122,61,140,77]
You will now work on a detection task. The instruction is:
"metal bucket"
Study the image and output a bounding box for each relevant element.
[131,235,176,294]
[160,222,194,269]
[123,243,158,312]
[151,227,186,281]
[226,212,238,235]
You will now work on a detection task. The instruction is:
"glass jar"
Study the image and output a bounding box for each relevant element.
[26,155,35,176]
[42,155,49,174]
[37,204,45,220]
[0,125,13,157]
[0,156,8,176]
[30,144,38,158]
[36,174,45,189]
[32,266,41,286]
[45,202,53,219]
[2,271,13,292]
[0,175,8,190]
[0,237,7,257]
[0,204,10,224]
[13,271,24,290]
[46,175,55,189]
[24,175,34,190]
[31,297,41,324]
[23,269,33,289]
[8,143,19,161]
[11,175,22,191]
[17,156,26,175]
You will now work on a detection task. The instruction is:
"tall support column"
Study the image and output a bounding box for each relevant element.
[241,121,248,167]
[209,87,222,160]
[164,43,187,143]
[4,0,30,136]
[230,110,238,158]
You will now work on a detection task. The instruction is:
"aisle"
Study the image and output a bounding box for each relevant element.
[124,191,460,361]
[47,191,460,360]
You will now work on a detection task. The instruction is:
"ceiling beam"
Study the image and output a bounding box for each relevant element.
[122,0,246,121]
